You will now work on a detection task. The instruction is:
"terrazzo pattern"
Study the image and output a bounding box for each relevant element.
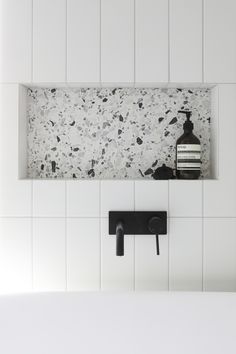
[27,87,211,179]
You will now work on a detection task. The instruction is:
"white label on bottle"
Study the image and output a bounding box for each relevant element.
[177,144,201,170]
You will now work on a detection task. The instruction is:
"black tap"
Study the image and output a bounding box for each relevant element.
[116,221,124,256]
[109,211,167,256]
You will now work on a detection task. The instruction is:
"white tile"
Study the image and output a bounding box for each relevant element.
[135,0,168,83]
[0,177,32,217]
[67,0,100,82]
[169,218,202,291]
[204,218,236,292]
[170,0,202,82]
[204,85,236,217]
[0,85,31,216]
[135,181,168,211]
[33,218,66,291]
[67,218,100,291]
[0,0,32,82]
[169,181,202,217]
[33,181,66,217]
[101,0,134,82]
[101,218,134,290]
[0,219,32,294]
[135,234,168,290]
[204,179,236,217]
[0,84,18,169]
[101,181,134,217]
[67,181,100,217]
[204,0,236,83]
[33,0,66,82]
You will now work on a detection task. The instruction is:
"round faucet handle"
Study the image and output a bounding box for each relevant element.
[148,216,162,234]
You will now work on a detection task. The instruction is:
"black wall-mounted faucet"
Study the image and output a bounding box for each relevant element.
[116,221,125,256]
[109,211,167,256]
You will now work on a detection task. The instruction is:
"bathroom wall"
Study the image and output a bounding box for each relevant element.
[0,0,236,293]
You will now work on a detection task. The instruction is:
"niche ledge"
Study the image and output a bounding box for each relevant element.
[18,84,219,180]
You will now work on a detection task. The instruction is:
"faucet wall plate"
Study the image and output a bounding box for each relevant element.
[109,211,167,235]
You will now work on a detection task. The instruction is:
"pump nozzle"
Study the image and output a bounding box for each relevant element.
[178,110,193,131]
[178,110,192,120]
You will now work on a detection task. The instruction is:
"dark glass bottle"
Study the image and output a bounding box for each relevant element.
[176,110,201,179]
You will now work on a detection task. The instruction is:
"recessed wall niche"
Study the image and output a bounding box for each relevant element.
[18,85,218,180]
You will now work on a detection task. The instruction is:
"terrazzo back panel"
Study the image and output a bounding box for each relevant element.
[27,87,211,179]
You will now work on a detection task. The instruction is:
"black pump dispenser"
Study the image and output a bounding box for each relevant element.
[176,110,201,179]
[180,110,194,131]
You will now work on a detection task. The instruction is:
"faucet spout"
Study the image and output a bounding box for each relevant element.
[155,234,160,255]
[116,221,124,256]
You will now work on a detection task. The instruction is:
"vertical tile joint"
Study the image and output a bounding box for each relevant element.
[133,0,136,87]
[217,85,220,179]
[65,181,67,290]
[168,0,170,83]
[202,0,205,83]
[99,0,102,85]
[202,180,204,291]
[31,0,34,83]
[167,181,170,291]
[133,181,136,291]
[31,180,34,290]
[65,0,68,83]
[99,181,102,290]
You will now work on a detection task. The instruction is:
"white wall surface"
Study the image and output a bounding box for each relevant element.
[0,0,32,82]
[169,0,202,82]
[0,0,236,293]
[33,0,66,82]
[1,0,236,84]
[204,0,236,83]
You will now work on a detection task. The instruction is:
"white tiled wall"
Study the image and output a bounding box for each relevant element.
[0,0,32,83]
[0,219,32,294]
[33,218,66,291]
[169,0,202,82]
[101,0,134,83]
[67,218,100,290]
[135,0,168,83]
[33,0,66,82]
[0,0,236,293]
[67,0,100,83]
[169,218,203,291]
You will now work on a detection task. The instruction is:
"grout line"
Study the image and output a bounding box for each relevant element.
[202,224,205,292]
[202,180,204,291]
[2,82,236,86]
[31,180,34,291]
[202,0,204,83]
[65,0,68,83]
[168,215,171,291]
[99,0,102,85]
[99,181,102,291]
[65,181,68,291]
[168,0,170,82]
[167,180,170,216]
[217,85,220,179]
[99,0,102,291]
[0,216,218,219]
[133,181,136,291]
[167,180,170,291]
[133,0,136,86]
[31,0,34,83]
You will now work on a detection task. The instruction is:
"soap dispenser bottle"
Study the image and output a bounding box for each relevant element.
[176,110,201,179]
